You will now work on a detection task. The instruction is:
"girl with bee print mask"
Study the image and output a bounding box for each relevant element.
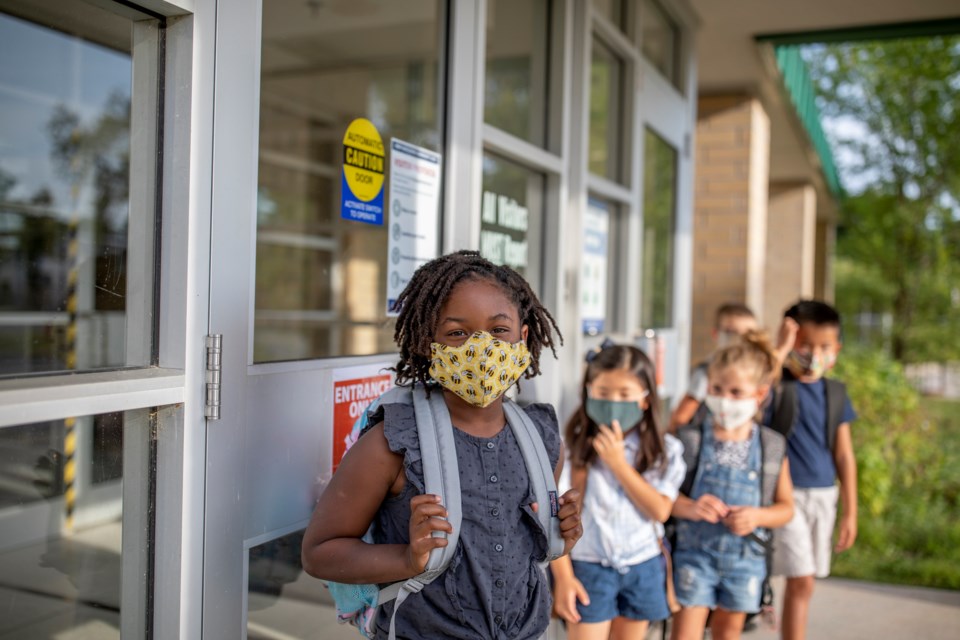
[302,250,583,640]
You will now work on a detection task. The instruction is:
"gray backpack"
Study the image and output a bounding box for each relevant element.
[327,384,565,640]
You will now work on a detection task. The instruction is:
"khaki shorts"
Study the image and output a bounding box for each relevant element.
[772,486,839,578]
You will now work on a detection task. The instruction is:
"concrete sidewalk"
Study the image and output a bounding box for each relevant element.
[743,576,960,640]
[2,519,957,639]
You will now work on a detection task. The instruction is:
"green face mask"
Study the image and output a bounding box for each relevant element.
[585,397,644,431]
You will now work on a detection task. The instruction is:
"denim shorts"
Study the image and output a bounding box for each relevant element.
[673,548,765,613]
[571,557,670,623]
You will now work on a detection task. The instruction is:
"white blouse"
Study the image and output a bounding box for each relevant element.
[569,431,686,569]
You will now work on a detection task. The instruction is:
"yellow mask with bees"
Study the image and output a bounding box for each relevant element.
[429,331,531,407]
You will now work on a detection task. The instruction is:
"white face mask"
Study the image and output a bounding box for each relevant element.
[704,395,758,430]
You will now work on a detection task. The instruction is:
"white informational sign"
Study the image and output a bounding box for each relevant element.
[386,139,442,314]
[582,200,609,335]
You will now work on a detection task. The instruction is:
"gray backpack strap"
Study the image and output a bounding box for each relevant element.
[502,400,565,563]
[412,385,462,574]
[377,385,462,640]
[758,426,786,508]
[363,386,413,430]
[677,423,703,497]
[373,386,414,409]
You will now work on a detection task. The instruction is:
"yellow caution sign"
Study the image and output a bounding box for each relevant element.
[341,118,385,224]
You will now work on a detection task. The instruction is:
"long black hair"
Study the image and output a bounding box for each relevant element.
[391,250,562,386]
[565,344,666,474]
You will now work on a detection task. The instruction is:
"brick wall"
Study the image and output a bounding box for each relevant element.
[691,95,770,365]
[764,183,816,326]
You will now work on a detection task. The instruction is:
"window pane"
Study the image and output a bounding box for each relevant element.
[591,0,625,30]
[583,198,616,335]
[0,408,154,638]
[480,153,544,285]
[246,529,347,639]
[640,0,679,86]
[256,0,444,362]
[0,3,156,376]
[484,0,550,147]
[641,129,677,328]
[589,39,624,182]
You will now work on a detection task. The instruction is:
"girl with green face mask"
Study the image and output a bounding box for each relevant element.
[551,344,688,639]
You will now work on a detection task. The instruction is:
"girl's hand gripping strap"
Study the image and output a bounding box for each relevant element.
[411,385,462,573]
[502,401,565,562]
[378,385,462,640]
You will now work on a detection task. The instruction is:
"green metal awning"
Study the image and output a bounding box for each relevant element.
[774,45,843,197]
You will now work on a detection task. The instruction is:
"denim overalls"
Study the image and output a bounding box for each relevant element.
[673,423,767,612]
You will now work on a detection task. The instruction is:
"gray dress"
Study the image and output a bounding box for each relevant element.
[368,400,561,640]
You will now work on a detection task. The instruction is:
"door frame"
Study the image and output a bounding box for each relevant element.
[0,0,206,638]
[202,1,456,636]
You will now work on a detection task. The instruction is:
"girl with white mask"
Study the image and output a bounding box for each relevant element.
[670,331,795,640]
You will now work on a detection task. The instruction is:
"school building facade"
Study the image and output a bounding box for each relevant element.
[0,0,956,637]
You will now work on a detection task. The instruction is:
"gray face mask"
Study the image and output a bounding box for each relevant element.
[585,397,645,431]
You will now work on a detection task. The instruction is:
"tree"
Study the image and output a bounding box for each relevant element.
[47,91,131,311]
[804,36,960,361]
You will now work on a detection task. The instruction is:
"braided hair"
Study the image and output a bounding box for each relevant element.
[391,250,562,386]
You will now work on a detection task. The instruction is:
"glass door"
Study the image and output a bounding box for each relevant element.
[204,1,447,636]
[580,0,695,406]
[634,0,695,406]
[0,0,188,637]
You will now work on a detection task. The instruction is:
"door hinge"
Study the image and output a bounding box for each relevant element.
[205,334,222,420]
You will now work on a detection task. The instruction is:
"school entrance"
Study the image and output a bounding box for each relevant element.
[0,0,697,635]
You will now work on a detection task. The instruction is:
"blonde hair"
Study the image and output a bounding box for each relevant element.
[707,330,780,387]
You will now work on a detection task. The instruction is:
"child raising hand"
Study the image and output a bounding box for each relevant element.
[302,251,582,640]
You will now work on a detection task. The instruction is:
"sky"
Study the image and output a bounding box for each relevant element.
[0,13,131,218]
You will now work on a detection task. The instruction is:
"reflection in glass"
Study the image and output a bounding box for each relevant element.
[641,129,677,328]
[589,40,624,182]
[247,529,346,639]
[0,409,145,638]
[480,153,544,286]
[640,0,679,86]
[484,0,550,147]
[591,0,624,29]
[583,197,617,335]
[0,6,148,376]
[256,0,443,362]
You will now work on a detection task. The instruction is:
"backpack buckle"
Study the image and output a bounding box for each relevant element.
[403,578,425,594]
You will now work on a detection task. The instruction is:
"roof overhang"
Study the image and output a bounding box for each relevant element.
[691,0,960,218]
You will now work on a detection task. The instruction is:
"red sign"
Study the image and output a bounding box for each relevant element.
[643,331,665,388]
[332,374,393,470]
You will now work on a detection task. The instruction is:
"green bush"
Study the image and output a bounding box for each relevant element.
[829,348,960,589]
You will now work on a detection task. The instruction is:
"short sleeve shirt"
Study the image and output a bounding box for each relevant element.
[571,432,686,569]
[787,379,857,488]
